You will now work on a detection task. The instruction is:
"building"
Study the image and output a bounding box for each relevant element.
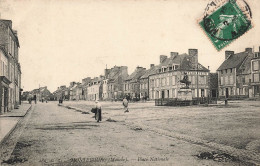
[38,86,52,101]
[217,48,254,99]
[139,64,158,100]
[0,47,11,113]
[75,83,84,100]
[104,66,128,101]
[53,85,67,101]
[149,49,210,100]
[87,77,103,101]
[82,77,91,100]
[251,47,260,97]
[0,19,21,113]
[124,66,146,100]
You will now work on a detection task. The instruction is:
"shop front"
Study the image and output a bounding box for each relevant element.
[0,76,11,114]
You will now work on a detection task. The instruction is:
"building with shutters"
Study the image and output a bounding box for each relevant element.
[104,66,128,101]
[0,19,21,113]
[217,48,255,99]
[149,49,210,100]
[251,47,260,97]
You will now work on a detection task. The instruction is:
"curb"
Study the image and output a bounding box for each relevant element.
[61,104,90,114]
[0,105,32,146]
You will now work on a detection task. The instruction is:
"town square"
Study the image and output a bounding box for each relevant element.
[0,0,260,165]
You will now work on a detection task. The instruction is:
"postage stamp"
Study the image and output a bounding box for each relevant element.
[198,0,253,51]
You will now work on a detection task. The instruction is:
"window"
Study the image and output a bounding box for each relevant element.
[253,73,259,82]
[169,67,173,71]
[221,70,223,74]
[192,76,195,84]
[230,76,233,84]
[172,76,175,85]
[239,88,243,95]
[172,89,175,97]
[225,76,228,85]
[162,78,165,86]
[201,89,205,97]
[242,76,245,83]
[166,77,169,85]
[225,69,227,73]
[252,61,259,71]
[230,68,232,73]
[175,65,179,69]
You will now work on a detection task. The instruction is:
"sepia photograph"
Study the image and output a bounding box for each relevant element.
[0,0,260,165]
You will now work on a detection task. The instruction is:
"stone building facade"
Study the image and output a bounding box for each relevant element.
[139,64,158,100]
[0,19,21,114]
[87,77,103,101]
[124,66,146,100]
[217,48,254,99]
[104,66,128,101]
[251,47,260,97]
[149,49,209,100]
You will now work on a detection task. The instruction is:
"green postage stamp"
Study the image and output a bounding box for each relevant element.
[199,0,253,51]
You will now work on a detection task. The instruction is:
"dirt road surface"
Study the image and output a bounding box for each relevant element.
[0,101,259,166]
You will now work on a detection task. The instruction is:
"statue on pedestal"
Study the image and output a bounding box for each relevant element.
[180,72,191,89]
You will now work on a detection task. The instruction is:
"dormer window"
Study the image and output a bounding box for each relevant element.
[175,65,179,69]
[161,66,167,72]
[169,67,173,71]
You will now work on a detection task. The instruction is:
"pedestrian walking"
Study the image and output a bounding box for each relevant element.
[95,100,102,122]
[123,97,129,113]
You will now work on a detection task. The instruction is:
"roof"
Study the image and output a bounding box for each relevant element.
[158,53,187,68]
[107,66,127,83]
[126,67,146,82]
[217,52,248,71]
[140,66,159,79]
[154,53,209,73]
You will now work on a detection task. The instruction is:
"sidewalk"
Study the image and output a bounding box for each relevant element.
[0,103,32,144]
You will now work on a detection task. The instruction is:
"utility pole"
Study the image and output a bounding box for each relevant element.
[197,64,199,104]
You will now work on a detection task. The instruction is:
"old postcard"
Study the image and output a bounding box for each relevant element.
[0,0,260,165]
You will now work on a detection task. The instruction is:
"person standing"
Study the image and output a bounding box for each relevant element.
[123,97,129,113]
[95,100,102,122]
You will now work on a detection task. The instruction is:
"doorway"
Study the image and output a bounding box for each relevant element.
[226,88,229,98]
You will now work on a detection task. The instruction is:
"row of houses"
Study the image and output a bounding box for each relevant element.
[22,86,53,102]
[52,49,212,101]
[0,19,22,114]
[53,47,260,102]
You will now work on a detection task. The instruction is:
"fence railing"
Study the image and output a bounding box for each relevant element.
[155,97,218,106]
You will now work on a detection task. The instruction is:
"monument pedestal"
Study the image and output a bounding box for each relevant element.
[177,89,192,100]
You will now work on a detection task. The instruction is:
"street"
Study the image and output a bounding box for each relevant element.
[0,101,260,166]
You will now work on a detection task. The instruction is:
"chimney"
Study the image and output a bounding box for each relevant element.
[225,51,234,60]
[189,49,198,68]
[160,55,167,63]
[13,30,18,36]
[170,52,178,59]
[104,69,110,78]
[245,48,253,53]
[150,64,155,68]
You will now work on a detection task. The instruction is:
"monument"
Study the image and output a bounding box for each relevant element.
[177,72,192,100]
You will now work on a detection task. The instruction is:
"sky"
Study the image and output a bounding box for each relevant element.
[0,0,260,92]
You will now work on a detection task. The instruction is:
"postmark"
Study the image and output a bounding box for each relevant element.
[198,0,253,51]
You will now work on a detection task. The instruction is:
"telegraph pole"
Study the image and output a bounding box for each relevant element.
[197,64,199,104]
